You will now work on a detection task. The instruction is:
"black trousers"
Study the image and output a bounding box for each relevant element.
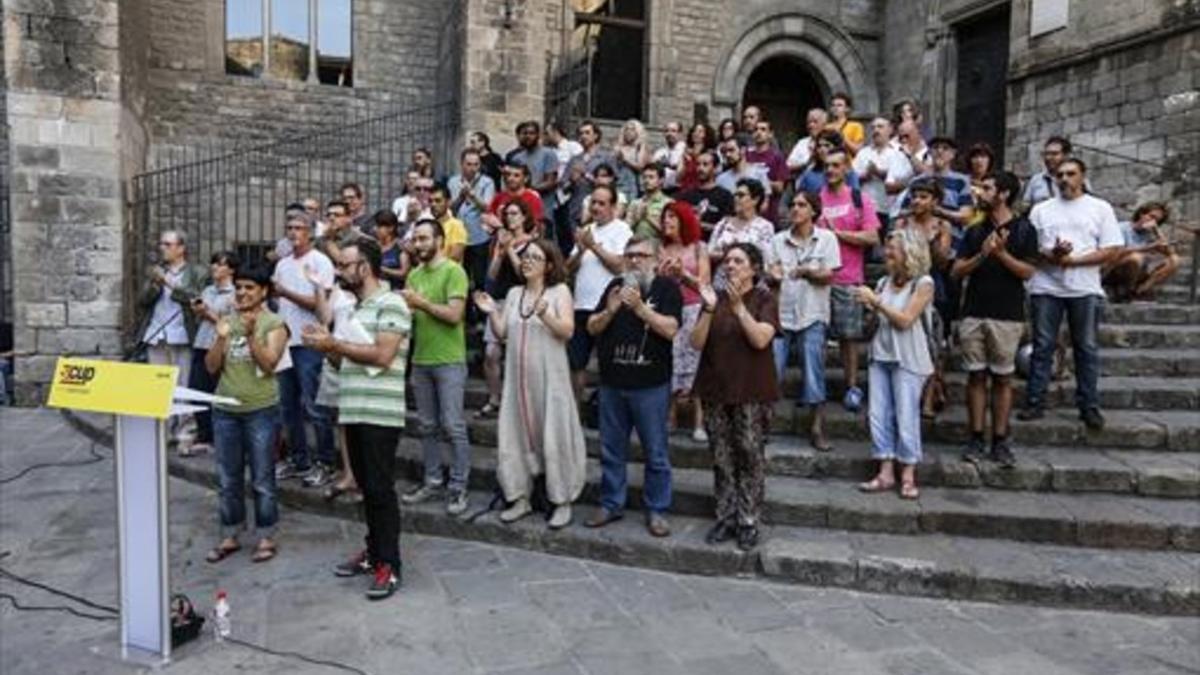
[345,423,402,570]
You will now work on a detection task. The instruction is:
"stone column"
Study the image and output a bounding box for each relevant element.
[4,0,128,403]
[461,0,557,153]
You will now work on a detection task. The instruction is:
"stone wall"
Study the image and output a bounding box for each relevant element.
[4,0,127,403]
[1005,0,1200,221]
[143,0,456,147]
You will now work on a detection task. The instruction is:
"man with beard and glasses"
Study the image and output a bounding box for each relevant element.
[584,236,682,537]
[303,239,411,601]
[397,220,473,517]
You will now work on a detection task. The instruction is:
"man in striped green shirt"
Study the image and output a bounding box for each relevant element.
[302,238,409,601]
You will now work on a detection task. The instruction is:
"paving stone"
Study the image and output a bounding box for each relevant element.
[438,569,526,610]
[585,563,702,616]
[643,611,759,661]
[879,649,976,675]
[681,651,790,675]
[525,579,627,629]
[576,651,690,675]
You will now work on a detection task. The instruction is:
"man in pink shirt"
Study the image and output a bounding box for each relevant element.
[819,148,880,412]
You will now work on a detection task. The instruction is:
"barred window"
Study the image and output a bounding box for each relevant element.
[572,0,647,120]
[225,0,353,86]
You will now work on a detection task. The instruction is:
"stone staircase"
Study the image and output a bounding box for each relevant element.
[160,293,1199,617]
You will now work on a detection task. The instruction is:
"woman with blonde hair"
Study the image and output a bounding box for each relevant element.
[614,119,652,202]
[854,228,934,500]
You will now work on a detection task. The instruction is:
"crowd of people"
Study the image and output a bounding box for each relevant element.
[134,95,1182,601]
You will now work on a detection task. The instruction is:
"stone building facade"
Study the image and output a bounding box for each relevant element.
[2,0,1197,402]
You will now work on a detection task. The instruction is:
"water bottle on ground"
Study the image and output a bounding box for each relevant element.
[213,590,231,642]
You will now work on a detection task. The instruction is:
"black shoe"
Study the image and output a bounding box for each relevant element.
[366,563,399,600]
[704,518,736,545]
[990,439,1016,469]
[736,524,760,552]
[333,549,371,577]
[1016,406,1044,421]
[1080,408,1105,431]
[960,437,988,465]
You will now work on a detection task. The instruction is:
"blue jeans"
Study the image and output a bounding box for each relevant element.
[277,345,334,470]
[772,322,828,406]
[411,363,471,492]
[214,406,280,537]
[1026,294,1102,411]
[598,383,672,514]
[867,362,928,465]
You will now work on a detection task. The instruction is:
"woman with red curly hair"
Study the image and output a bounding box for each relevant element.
[658,201,711,442]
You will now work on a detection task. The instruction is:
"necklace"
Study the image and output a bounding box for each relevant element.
[518,285,546,320]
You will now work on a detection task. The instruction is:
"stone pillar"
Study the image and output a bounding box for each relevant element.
[461,0,556,154]
[4,0,128,403]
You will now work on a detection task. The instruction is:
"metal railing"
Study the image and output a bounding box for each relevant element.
[124,97,461,334]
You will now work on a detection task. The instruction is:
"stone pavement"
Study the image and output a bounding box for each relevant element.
[2,407,1198,675]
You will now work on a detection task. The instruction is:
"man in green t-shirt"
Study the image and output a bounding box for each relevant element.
[398,219,473,516]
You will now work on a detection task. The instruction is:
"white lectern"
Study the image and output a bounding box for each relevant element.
[48,357,234,665]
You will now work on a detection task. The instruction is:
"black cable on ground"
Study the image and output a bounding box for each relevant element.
[225,637,370,675]
[0,442,108,485]
[0,557,371,675]
[0,592,117,622]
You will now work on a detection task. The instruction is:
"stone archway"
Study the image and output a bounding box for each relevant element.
[711,12,880,123]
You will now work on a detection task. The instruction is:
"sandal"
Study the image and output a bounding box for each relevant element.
[858,477,895,493]
[899,481,920,500]
[475,402,500,419]
[205,541,241,563]
[251,540,277,563]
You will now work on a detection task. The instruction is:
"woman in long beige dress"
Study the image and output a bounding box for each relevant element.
[473,238,587,529]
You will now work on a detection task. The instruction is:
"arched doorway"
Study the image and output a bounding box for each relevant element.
[741,57,827,151]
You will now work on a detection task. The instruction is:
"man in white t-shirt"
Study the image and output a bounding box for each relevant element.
[786,108,829,176]
[853,117,911,232]
[566,184,633,403]
[1019,158,1122,430]
[652,121,687,191]
[272,212,338,480]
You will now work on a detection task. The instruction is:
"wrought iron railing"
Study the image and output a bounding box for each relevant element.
[124,97,462,335]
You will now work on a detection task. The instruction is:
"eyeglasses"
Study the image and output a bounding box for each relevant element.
[413,186,432,192]
[624,251,652,260]
[325,211,346,218]
[519,253,546,263]
[158,241,177,247]
[342,194,360,201]
[734,191,751,198]
[1056,170,1079,178]
[285,224,308,231]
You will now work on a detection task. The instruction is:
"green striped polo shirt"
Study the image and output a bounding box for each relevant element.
[337,287,411,427]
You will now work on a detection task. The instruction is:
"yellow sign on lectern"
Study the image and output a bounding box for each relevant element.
[46,357,179,419]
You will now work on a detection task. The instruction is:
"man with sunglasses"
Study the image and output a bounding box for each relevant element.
[319,199,372,261]
[1020,158,1123,430]
[584,236,681,537]
[272,213,337,482]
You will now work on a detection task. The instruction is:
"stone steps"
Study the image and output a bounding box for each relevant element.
[808,370,1200,411]
[1097,324,1200,349]
[163,455,1200,616]
[414,413,1200,498]
[1102,301,1200,325]
[382,441,1199,553]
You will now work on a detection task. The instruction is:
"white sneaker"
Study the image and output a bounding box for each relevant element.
[446,490,470,516]
[548,504,572,530]
[692,427,709,443]
[499,498,531,523]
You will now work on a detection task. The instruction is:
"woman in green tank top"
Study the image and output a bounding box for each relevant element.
[204,263,289,564]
